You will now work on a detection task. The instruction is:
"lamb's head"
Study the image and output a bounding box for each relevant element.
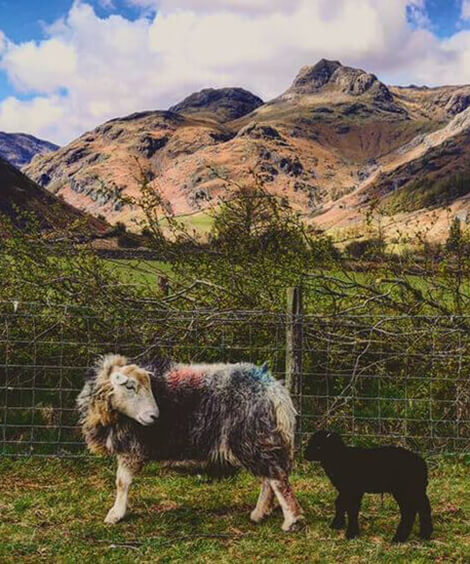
[89,354,159,426]
[304,430,345,461]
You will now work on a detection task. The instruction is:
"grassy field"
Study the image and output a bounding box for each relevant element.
[0,457,468,563]
[104,259,173,287]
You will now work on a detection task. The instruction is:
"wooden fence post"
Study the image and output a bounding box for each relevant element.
[286,286,303,409]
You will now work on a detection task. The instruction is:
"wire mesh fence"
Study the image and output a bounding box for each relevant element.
[0,299,469,456]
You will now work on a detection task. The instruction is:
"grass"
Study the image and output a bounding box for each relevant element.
[182,211,214,234]
[103,259,173,286]
[0,457,468,563]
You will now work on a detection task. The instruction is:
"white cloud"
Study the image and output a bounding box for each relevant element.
[155,0,304,15]
[127,0,297,11]
[462,0,470,21]
[0,0,470,145]
[2,38,77,93]
[0,31,7,55]
[0,95,66,140]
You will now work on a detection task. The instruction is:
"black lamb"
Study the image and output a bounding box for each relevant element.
[304,431,433,542]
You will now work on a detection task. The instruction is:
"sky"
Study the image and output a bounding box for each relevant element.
[1,0,470,145]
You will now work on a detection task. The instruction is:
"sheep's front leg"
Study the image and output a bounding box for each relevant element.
[250,479,275,523]
[331,492,347,529]
[269,477,304,532]
[105,456,142,524]
[345,493,363,539]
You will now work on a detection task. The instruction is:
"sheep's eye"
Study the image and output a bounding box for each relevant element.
[124,381,137,392]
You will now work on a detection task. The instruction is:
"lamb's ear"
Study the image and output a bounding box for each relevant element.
[111,372,129,386]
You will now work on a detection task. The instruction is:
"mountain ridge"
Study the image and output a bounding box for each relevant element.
[0,156,106,235]
[0,132,58,169]
[22,59,470,242]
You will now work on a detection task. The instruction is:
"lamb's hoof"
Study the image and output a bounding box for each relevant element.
[391,534,407,544]
[419,529,433,540]
[345,530,359,540]
[104,509,124,524]
[282,516,305,532]
[330,519,346,530]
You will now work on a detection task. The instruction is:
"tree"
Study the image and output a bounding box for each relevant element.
[446,216,463,253]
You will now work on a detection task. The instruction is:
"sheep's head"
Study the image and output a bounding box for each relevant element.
[94,354,159,426]
[304,430,345,461]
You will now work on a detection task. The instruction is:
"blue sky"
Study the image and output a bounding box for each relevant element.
[2,0,470,144]
[0,1,149,99]
[424,0,470,36]
[0,1,148,42]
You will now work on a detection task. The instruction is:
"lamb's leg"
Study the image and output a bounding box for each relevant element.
[418,493,433,540]
[331,492,347,529]
[392,492,417,543]
[345,493,363,539]
[250,479,276,523]
[105,456,142,524]
[269,477,304,532]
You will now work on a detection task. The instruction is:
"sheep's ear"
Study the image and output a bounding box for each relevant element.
[111,372,129,386]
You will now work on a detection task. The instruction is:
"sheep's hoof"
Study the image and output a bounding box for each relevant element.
[330,518,346,530]
[282,516,305,532]
[391,535,407,544]
[419,528,433,540]
[250,509,265,523]
[104,509,124,524]
[345,529,359,540]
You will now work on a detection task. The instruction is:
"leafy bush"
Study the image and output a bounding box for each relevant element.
[117,231,142,248]
[345,238,385,259]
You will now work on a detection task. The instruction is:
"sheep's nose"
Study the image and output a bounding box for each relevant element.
[150,413,159,422]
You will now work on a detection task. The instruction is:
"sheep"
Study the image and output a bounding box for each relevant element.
[304,430,433,542]
[77,354,303,531]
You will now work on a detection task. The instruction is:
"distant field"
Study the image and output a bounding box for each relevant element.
[182,210,214,234]
[0,457,467,563]
[104,259,173,287]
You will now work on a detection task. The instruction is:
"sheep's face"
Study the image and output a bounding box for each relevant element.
[110,364,159,426]
[304,430,344,461]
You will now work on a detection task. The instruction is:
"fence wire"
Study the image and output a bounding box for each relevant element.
[0,301,468,456]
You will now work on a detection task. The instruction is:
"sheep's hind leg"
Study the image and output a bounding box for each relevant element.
[250,479,276,523]
[269,476,304,532]
[418,494,433,540]
[392,492,417,543]
[105,456,142,524]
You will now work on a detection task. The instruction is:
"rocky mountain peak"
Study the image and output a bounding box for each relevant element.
[287,59,393,103]
[169,87,263,122]
[292,59,343,91]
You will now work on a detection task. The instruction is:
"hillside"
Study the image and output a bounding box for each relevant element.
[23,59,470,241]
[0,156,106,235]
[0,132,58,169]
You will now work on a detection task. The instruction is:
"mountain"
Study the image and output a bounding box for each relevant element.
[23,60,470,242]
[0,132,58,169]
[0,156,106,234]
[169,87,263,122]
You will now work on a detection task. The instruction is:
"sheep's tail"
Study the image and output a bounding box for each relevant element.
[266,379,297,460]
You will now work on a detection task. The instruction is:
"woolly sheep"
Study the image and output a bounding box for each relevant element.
[77,354,303,531]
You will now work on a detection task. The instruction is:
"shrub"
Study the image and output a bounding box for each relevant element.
[345,238,385,259]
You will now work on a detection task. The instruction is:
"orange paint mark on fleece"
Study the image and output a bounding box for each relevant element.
[167,368,205,389]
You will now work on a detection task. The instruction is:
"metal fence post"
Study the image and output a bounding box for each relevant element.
[286,286,303,442]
